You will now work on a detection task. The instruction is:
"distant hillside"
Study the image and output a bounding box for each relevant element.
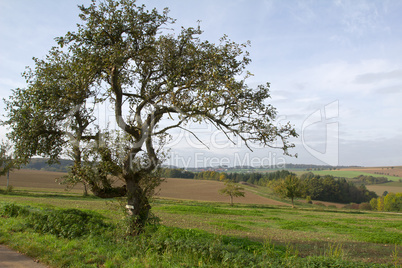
[23,158,72,173]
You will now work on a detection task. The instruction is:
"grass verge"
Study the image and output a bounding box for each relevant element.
[0,191,401,267]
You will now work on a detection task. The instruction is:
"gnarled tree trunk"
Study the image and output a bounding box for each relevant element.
[124,172,151,235]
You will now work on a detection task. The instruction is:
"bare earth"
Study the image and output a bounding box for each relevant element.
[3,170,289,206]
[156,178,290,206]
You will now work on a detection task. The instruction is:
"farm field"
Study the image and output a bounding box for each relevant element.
[294,169,401,181]
[0,169,83,193]
[344,166,402,178]
[0,169,401,266]
[2,170,289,206]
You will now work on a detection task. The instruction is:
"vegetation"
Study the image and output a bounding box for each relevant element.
[0,140,14,177]
[370,192,402,212]
[219,181,246,206]
[0,189,401,267]
[3,0,297,234]
[272,175,303,208]
[300,173,378,204]
[303,170,400,182]
[172,169,379,205]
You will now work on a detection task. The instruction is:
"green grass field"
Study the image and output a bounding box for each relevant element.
[293,170,401,181]
[0,187,401,267]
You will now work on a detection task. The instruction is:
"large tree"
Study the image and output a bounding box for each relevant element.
[4,0,297,234]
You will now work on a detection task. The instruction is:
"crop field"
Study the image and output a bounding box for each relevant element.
[0,169,401,266]
[366,183,402,196]
[294,169,401,181]
[344,166,402,178]
[0,169,84,193]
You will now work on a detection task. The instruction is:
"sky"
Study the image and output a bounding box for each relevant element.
[0,0,401,167]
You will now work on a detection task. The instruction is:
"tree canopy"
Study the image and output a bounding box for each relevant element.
[219,181,246,206]
[3,0,297,234]
[273,175,303,208]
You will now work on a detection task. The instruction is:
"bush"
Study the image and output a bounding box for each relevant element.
[0,203,110,239]
[343,203,360,210]
[306,196,312,204]
[359,202,372,210]
[26,208,110,239]
[0,203,29,217]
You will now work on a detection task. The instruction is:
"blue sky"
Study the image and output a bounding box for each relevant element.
[1,0,401,167]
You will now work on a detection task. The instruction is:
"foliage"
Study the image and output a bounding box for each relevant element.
[3,0,297,234]
[0,202,110,239]
[272,175,303,208]
[193,169,293,184]
[0,140,14,176]
[0,201,398,267]
[302,174,378,204]
[219,181,246,206]
[370,193,402,212]
[354,175,389,185]
[160,168,195,179]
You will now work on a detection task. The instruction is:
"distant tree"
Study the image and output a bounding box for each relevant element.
[273,175,303,208]
[377,197,385,211]
[219,181,246,206]
[0,140,14,177]
[384,193,402,212]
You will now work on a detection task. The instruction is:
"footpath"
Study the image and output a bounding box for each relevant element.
[0,245,48,268]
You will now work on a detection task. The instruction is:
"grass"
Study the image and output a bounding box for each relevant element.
[293,170,401,181]
[0,188,401,267]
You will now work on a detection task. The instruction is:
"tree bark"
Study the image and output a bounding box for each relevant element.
[125,172,151,235]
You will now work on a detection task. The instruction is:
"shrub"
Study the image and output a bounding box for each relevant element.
[0,203,29,217]
[306,196,312,204]
[343,203,360,210]
[26,208,110,239]
[359,202,372,210]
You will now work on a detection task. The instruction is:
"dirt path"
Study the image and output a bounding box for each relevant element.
[0,245,48,268]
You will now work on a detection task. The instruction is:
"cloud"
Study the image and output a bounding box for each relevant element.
[375,85,402,95]
[334,0,383,36]
[354,69,402,84]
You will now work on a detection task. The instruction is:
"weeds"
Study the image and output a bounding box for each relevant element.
[325,242,345,259]
[392,244,399,268]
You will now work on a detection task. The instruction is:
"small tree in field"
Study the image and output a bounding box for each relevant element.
[219,181,246,206]
[274,175,303,208]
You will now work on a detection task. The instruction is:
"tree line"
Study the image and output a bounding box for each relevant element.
[161,168,378,204]
[370,192,402,212]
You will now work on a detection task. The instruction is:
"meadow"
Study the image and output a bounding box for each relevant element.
[0,169,401,267]
[293,166,402,182]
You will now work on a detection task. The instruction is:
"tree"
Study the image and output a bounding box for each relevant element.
[369,197,378,211]
[0,140,14,189]
[4,0,297,234]
[0,140,14,176]
[3,47,127,198]
[274,175,303,208]
[219,181,246,206]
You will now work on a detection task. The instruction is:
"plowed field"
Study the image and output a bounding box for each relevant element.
[1,169,290,206]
